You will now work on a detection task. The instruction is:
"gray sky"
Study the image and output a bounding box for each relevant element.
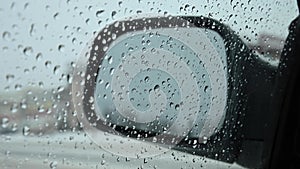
[0,0,298,91]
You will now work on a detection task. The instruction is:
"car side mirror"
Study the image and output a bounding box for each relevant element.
[72,15,276,166]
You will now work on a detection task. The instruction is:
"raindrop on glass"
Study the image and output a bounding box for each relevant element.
[108,56,113,64]
[204,86,209,93]
[53,65,61,74]
[154,85,160,92]
[1,117,9,128]
[144,76,150,83]
[36,53,43,61]
[58,44,65,52]
[23,47,33,56]
[6,74,15,82]
[45,61,52,68]
[49,161,58,169]
[53,12,59,20]
[111,11,117,19]
[96,10,105,17]
[2,31,11,41]
[22,126,30,136]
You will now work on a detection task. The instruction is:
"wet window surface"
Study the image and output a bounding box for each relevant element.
[0,0,299,169]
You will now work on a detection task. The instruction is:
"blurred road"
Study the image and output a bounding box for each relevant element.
[0,132,246,169]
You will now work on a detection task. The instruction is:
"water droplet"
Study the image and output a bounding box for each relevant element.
[131,88,137,93]
[38,81,44,87]
[109,68,115,75]
[38,105,45,113]
[204,86,209,93]
[2,31,11,41]
[49,161,58,169]
[202,136,208,144]
[152,137,157,142]
[154,85,160,92]
[11,123,18,131]
[103,46,108,51]
[23,47,33,56]
[107,56,113,64]
[128,47,134,52]
[29,24,35,36]
[112,33,117,40]
[175,104,180,110]
[67,74,72,84]
[96,10,105,17]
[6,74,15,82]
[36,53,43,61]
[15,84,22,91]
[57,86,64,92]
[1,117,9,128]
[58,44,65,52]
[45,61,52,68]
[118,1,123,6]
[24,68,30,74]
[23,126,30,136]
[111,11,117,19]
[144,76,149,83]
[53,12,59,20]
[10,104,18,113]
[180,45,185,51]
[85,18,90,25]
[20,102,27,109]
[72,37,77,44]
[105,82,110,89]
[53,65,61,74]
